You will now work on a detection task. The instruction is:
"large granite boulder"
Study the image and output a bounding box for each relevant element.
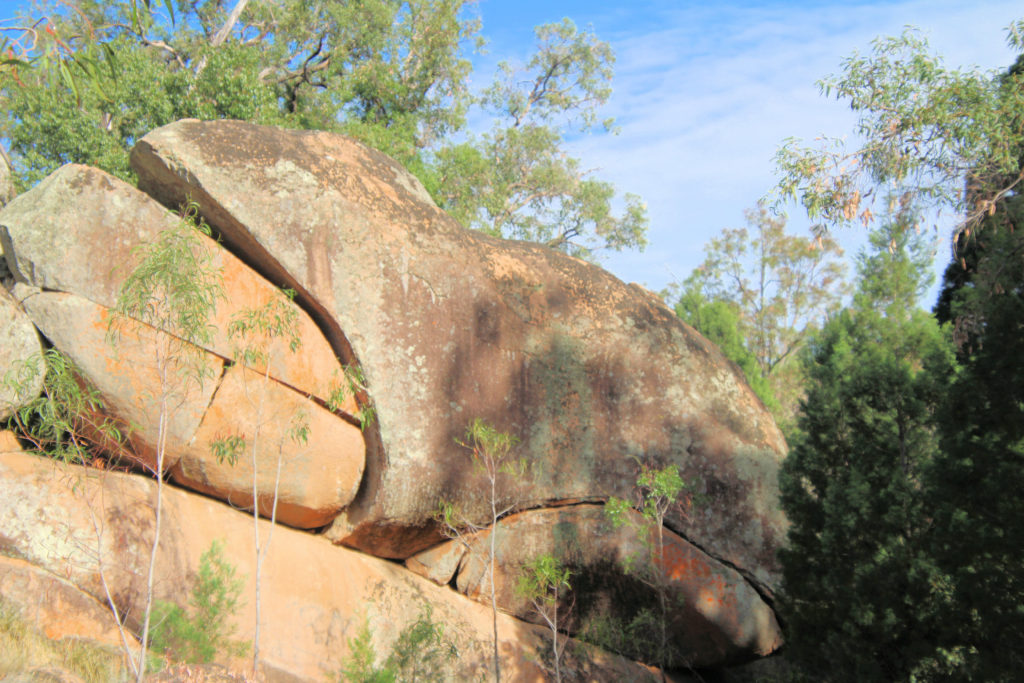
[131,120,787,598]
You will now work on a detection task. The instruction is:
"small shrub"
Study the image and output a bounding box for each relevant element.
[339,605,453,683]
[149,540,248,665]
[516,554,571,682]
[3,348,128,466]
[604,462,697,668]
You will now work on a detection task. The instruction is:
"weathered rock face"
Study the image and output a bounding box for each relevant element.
[0,152,14,208]
[0,166,365,529]
[10,284,363,530]
[407,505,782,667]
[0,449,667,682]
[131,120,788,597]
[15,286,220,470]
[170,363,366,528]
[0,554,138,653]
[0,287,42,422]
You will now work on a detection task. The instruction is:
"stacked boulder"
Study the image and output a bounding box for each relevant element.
[0,119,788,677]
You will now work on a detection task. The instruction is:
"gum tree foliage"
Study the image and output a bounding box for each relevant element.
[778,216,955,682]
[211,287,310,677]
[0,1,647,256]
[773,22,1024,242]
[604,463,696,669]
[3,348,129,466]
[677,204,847,432]
[109,202,224,682]
[515,553,572,682]
[431,18,648,259]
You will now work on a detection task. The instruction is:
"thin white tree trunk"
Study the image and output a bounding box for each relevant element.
[136,358,170,682]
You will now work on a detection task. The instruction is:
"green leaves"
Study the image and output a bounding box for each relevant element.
[338,606,453,683]
[483,18,613,131]
[432,18,647,259]
[3,348,128,466]
[110,201,223,394]
[327,364,376,431]
[516,554,571,607]
[227,287,301,368]
[210,434,245,468]
[149,540,248,665]
[603,462,695,668]
[459,417,520,473]
[515,553,571,681]
[607,463,691,538]
[773,25,1024,238]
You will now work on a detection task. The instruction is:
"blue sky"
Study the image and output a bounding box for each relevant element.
[472,0,1023,306]
[0,0,1020,306]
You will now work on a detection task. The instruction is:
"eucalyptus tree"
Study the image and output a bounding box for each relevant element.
[0,1,647,256]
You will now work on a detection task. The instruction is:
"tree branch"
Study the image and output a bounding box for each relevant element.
[193,0,250,78]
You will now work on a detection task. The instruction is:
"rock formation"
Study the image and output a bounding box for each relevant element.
[0,119,789,678]
[1,166,364,529]
[0,441,661,682]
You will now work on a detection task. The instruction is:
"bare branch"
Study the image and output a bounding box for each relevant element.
[210,0,249,48]
[194,0,250,78]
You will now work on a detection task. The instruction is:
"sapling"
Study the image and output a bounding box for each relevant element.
[210,287,308,677]
[605,462,695,668]
[108,201,223,682]
[437,418,528,683]
[339,604,453,682]
[148,539,247,664]
[515,553,572,682]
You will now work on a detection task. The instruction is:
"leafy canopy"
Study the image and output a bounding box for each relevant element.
[774,21,1024,241]
[0,0,647,257]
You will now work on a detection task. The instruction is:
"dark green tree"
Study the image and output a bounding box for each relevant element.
[925,59,1024,674]
[926,219,1024,680]
[778,216,955,682]
[772,20,1024,680]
